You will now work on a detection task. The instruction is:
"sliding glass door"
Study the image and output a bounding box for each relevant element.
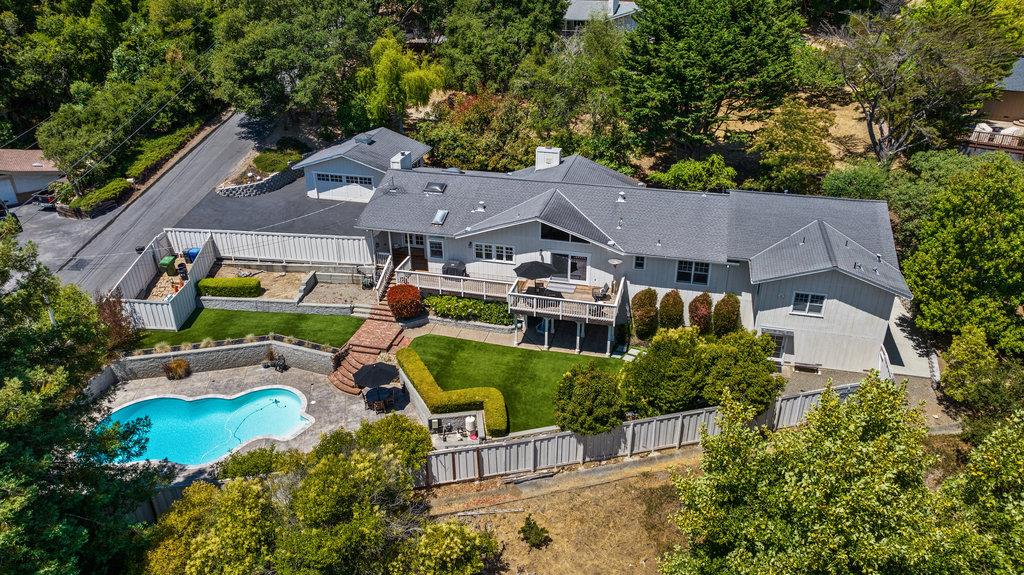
[551,253,588,283]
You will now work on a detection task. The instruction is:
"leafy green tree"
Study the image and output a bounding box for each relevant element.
[358,34,442,132]
[790,42,845,103]
[355,413,433,471]
[749,98,835,194]
[647,155,736,191]
[621,327,783,417]
[658,290,685,328]
[554,363,624,435]
[188,479,279,575]
[0,218,170,575]
[952,358,1024,445]
[617,0,804,151]
[821,159,889,199]
[903,153,1024,353]
[661,376,990,574]
[711,293,741,337]
[941,325,999,404]
[393,521,500,575]
[831,3,1019,162]
[438,0,566,92]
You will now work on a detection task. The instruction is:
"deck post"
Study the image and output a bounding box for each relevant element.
[543,318,550,349]
[513,315,521,346]
[575,322,582,353]
[606,324,614,356]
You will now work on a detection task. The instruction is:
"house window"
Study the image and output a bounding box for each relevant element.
[315,173,345,183]
[540,223,589,244]
[406,234,424,247]
[428,237,444,259]
[344,175,373,187]
[792,292,826,316]
[474,243,514,262]
[769,334,786,360]
[633,256,645,270]
[675,260,710,285]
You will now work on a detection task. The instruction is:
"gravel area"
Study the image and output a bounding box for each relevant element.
[303,281,377,305]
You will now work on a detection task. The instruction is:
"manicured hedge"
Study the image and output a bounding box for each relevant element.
[689,292,713,335]
[396,347,508,437]
[631,287,659,341]
[659,290,684,328]
[423,295,514,325]
[197,277,262,297]
[712,293,742,337]
[387,284,423,319]
[68,179,132,211]
[125,121,201,181]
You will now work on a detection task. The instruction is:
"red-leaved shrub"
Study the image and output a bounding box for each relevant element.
[688,292,713,335]
[387,284,423,319]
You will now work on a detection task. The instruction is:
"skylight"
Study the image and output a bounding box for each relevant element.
[432,209,449,225]
[424,182,447,194]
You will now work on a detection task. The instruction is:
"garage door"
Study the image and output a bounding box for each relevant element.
[0,177,15,205]
[311,172,375,203]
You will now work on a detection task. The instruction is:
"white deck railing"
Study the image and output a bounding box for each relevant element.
[374,254,394,302]
[394,266,514,301]
[507,276,626,324]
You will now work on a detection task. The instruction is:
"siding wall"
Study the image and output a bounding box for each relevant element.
[753,270,895,372]
[982,91,1024,122]
[301,156,383,193]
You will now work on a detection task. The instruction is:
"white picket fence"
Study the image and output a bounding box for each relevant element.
[417,383,860,487]
[165,228,373,265]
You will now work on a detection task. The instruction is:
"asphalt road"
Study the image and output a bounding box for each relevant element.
[55,113,261,295]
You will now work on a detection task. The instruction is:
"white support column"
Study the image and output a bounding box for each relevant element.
[512,315,521,346]
[575,322,582,354]
[606,324,614,356]
[543,318,550,350]
[387,231,393,255]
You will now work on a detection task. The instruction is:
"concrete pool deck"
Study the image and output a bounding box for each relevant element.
[109,364,415,480]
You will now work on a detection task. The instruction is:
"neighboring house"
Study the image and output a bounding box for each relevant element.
[563,0,639,35]
[292,127,430,203]
[968,58,1024,160]
[356,145,911,374]
[0,149,61,205]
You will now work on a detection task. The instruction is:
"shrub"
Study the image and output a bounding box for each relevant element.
[647,154,737,191]
[519,514,551,550]
[554,363,623,435]
[125,121,201,181]
[216,446,303,479]
[68,178,132,211]
[153,342,171,354]
[197,277,262,297]
[95,288,138,350]
[689,292,713,335]
[396,347,507,436]
[821,160,889,200]
[252,148,302,173]
[387,284,423,319]
[274,136,312,153]
[631,288,659,341]
[162,358,191,380]
[659,290,685,328]
[423,294,514,325]
[712,293,741,337]
[355,414,433,470]
[942,325,998,403]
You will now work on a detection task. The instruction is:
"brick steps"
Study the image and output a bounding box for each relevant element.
[327,315,405,394]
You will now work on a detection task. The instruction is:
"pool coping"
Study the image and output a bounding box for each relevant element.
[111,384,317,469]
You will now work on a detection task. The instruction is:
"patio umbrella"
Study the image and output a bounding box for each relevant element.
[512,260,558,279]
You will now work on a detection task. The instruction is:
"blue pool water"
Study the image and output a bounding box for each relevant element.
[108,387,310,466]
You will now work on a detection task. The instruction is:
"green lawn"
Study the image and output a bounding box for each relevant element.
[409,335,622,432]
[138,309,364,348]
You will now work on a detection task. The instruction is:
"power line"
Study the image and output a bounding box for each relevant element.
[0,111,57,148]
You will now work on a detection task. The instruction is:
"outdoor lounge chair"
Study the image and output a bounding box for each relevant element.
[592,283,610,301]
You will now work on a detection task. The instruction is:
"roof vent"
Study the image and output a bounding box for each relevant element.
[354,133,374,144]
[873,267,879,275]
[656,239,662,248]
[800,236,806,245]
[31,162,43,167]
[616,218,623,230]
[875,253,882,262]
[473,201,486,212]
[424,182,447,194]
[617,190,626,203]
[432,209,449,225]
[381,176,403,194]
[853,262,861,270]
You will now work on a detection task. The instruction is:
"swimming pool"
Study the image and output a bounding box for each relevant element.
[108,387,312,466]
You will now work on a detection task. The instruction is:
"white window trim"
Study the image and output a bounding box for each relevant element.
[790,291,827,317]
[406,234,425,248]
[633,256,645,270]
[675,259,710,286]
[427,236,444,260]
[473,242,515,263]
[314,172,374,187]
[550,251,590,284]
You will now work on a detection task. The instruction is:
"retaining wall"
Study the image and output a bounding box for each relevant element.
[111,341,336,381]
[198,296,356,316]
[215,168,300,197]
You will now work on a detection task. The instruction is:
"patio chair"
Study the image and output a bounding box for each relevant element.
[592,283,610,301]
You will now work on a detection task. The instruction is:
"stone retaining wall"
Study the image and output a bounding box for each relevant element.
[199,296,355,315]
[109,341,336,382]
[215,168,301,197]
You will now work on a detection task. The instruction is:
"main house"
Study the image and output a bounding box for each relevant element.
[563,0,639,35]
[351,142,910,374]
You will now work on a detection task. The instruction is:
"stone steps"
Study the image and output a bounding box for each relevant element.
[326,317,405,394]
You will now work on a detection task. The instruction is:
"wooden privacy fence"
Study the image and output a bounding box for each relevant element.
[417,383,860,487]
[165,228,373,265]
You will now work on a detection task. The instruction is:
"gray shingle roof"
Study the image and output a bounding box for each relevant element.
[565,0,638,20]
[508,154,641,186]
[356,168,908,296]
[292,127,431,172]
[1001,57,1024,93]
[748,220,911,298]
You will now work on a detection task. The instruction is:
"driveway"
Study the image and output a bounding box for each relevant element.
[53,113,262,295]
[173,178,367,236]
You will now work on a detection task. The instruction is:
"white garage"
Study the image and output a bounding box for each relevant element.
[308,172,376,203]
[0,149,62,205]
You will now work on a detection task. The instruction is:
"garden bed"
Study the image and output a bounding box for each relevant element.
[138,308,363,348]
[408,335,621,432]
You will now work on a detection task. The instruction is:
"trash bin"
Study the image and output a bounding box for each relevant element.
[159,255,177,276]
[184,247,201,263]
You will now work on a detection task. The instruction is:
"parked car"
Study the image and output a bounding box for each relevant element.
[30,189,57,210]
